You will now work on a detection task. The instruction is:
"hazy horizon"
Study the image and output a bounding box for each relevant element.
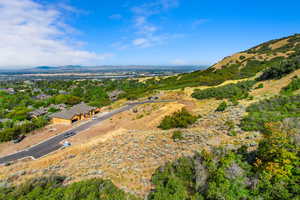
[0,0,299,69]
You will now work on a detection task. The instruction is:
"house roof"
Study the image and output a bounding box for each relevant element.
[50,102,96,120]
[29,108,47,116]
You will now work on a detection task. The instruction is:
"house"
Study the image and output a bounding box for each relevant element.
[0,118,10,123]
[50,102,99,124]
[29,108,48,118]
[0,88,15,94]
[49,104,67,110]
[34,94,51,100]
[58,90,69,95]
[108,90,124,101]
[33,88,41,93]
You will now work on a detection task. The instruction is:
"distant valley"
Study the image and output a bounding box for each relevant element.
[0,65,204,81]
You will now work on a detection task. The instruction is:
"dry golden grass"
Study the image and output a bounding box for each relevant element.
[270,38,289,50]
[183,77,254,97]
[211,37,295,70]
[250,69,300,99]
[211,52,251,69]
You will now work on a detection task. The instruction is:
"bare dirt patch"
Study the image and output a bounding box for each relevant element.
[250,69,300,99]
[67,102,185,145]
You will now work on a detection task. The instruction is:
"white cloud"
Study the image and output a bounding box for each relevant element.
[113,0,180,49]
[160,0,179,9]
[131,0,179,16]
[0,0,112,68]
[133,38,149,47]
[171,59,187,65]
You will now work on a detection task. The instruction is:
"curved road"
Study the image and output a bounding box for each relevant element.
[0,100,171,165]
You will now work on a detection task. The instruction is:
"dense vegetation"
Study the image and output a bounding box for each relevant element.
[148,122,300,199]
[281,76,300,95]
[257,57,300,81]
[158,109,199,130]
[240,94,300,132]
[215,101,228,112]
[0,176,139,200]
[0,79,150,141]
[192,80,256,100]
[245,34,300,55]
[0,116,48,142]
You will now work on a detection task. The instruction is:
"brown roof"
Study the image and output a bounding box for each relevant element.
[50,102,96,120]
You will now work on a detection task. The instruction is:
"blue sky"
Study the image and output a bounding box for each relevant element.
[0,0,299,68]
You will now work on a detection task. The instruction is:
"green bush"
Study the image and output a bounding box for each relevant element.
[0,177,139,200]
[192,81,256,100]
[172,130,184,141]
[228,130,237,136]
[225,120,235,131]
[240,94,300,132]
[255,83,264,89]
[257,58,300,81]
[229,98,239,106]
[281,76,300,95]
[215,101,228,112]
[239,55,246,60]
[149,157,197,200]
[149,123,300,200]
[158,109,199,130]
[0,117,49,142]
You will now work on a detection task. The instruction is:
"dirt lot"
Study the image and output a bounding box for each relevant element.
[68,101,185,145]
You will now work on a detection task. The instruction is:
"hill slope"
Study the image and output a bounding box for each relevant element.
[212,33,300,70]
[168,34,300,88]
[0,34,299,200]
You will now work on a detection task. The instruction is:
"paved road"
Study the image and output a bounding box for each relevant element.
[0,100,172,164]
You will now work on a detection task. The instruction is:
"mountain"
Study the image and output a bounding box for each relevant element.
[171,34,300,89]
[18,65,203,74]
[211,33,300,70]
[34,66,60,70]
[27,65,84,71]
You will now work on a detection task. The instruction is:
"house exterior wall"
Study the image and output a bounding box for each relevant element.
[51,108,99,124]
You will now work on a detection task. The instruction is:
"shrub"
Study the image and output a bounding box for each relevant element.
[230,98,239,106]
[228,130,237,136]
[149,157,196,200]
[192,81,256,100]
[172,130,184,141]
[257,57,300,81]
[255,83,264,89]
[281,76,300,94]
[239,55,246,60]
[0,117,49,142]
[149,123,300,200]
[0,177,139,200]
[225,120,235,130]
[158,109,199,130]
[247,95,254,100]
[240,94,300,132]
[215,101,228,112]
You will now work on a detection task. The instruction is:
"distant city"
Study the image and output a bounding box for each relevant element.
[0,65,205,81]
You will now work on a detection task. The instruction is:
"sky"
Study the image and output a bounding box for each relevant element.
[0,0,299,69]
